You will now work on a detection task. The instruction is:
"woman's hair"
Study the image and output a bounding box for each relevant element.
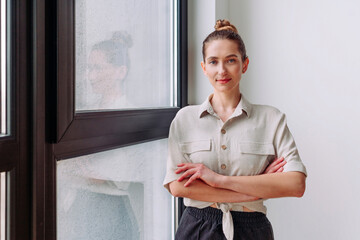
[91,31,133,67]
[202,19,247,62]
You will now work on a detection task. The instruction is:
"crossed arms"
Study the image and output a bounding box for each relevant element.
[169,157,306,203]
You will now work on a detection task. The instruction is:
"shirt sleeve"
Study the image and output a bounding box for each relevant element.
[273,113,307,176]
[163,118,188,193]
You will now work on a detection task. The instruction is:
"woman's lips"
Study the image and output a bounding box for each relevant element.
[216,78,231,84]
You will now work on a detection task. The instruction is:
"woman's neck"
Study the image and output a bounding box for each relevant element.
[99,86,123,108]
[210,89,241,122]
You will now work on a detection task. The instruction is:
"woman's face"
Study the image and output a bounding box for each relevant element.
[201,39,249,95]
[87,50,127,94]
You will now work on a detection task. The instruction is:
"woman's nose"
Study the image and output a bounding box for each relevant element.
[218,63,227,75]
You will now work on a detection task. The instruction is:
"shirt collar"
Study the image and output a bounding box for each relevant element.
[198,94,252,118]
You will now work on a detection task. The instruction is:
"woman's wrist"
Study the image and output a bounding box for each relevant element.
[214,174,229,189]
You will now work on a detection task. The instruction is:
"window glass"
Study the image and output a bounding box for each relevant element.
[75,0,175,111]
[57,139,172,240]
[0,0,7,136]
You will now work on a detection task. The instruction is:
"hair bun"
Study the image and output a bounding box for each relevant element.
[112,31,133,48]
[214,19,238,34]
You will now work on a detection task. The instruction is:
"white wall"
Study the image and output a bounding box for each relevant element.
[189,1,360,239]
[188,0,215,104]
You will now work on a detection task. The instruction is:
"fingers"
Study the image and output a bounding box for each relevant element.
[184,172,200,187]
[271,157,285,166]
[264,158,282,173]
[175,163,204,186]
[272,159,286,172]
[264,157,286,174]
[175,163,194,174]
[177,168,197,182]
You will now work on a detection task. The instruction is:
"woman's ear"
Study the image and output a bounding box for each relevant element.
[201,61,207,76]
[116,66,128,80]
[242,57,249,73]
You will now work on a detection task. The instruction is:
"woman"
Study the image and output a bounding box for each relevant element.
[163,20,307,240]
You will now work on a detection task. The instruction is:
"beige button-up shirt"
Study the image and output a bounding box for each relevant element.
[163,94,307,239]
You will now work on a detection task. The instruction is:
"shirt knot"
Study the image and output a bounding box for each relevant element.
[216,203,234,240]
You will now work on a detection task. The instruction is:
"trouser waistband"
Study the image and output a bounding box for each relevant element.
[186,206,269,227]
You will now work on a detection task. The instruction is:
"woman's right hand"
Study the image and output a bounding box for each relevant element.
[263,157,286,174]
[175,163,222,187]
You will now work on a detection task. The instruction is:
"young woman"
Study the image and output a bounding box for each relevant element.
[163,20,307,240]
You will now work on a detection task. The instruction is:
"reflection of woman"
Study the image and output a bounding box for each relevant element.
[86,31,133,109]
[164,20,307,240]
[58,32,141,240]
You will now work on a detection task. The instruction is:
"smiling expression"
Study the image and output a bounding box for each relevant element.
[201,39,249,95]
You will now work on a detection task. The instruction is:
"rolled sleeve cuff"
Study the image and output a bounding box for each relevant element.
[283,158,307,176]
[163,172,181,193]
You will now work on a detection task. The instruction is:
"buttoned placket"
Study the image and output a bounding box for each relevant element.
[208,108,244,176]
[207,108,228,175]
[219,119,228,175]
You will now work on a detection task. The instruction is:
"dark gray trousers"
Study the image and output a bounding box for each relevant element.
[175,207,274,240]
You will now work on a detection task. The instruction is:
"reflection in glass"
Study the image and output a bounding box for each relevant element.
[75,0,173,111]
[1,0,7,135]
[83,32,133,109]
[57,139,172,240]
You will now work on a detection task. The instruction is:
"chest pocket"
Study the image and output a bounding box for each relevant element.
[180,140,213,164]
[233,142,275,175]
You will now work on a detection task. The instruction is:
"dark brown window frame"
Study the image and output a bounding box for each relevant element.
[0,0,31,240]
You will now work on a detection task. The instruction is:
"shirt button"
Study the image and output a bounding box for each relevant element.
[221,129,226,134]
[221,145,227,150]
[221,164,226,170]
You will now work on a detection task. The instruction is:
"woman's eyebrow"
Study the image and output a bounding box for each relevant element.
[225,54,239,58]
[206,56,218,61]
[207,54,239,61]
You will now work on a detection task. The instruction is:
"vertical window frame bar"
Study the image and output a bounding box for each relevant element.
[175,0,188,230]
[170,0,178,108]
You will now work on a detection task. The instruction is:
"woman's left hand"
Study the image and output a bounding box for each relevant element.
[175,163,221,187]
[263,157,286,174]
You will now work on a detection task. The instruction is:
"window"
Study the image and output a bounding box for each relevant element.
[50,0,187,154]
[4,0,188,239]
[33,0,188,239]
[75,0,175,111]
[57,139,171,239]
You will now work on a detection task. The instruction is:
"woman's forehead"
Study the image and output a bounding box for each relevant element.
[205,39,240,58]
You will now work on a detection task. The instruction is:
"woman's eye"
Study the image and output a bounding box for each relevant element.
[227,59,236,63]
[209,60,217,64]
